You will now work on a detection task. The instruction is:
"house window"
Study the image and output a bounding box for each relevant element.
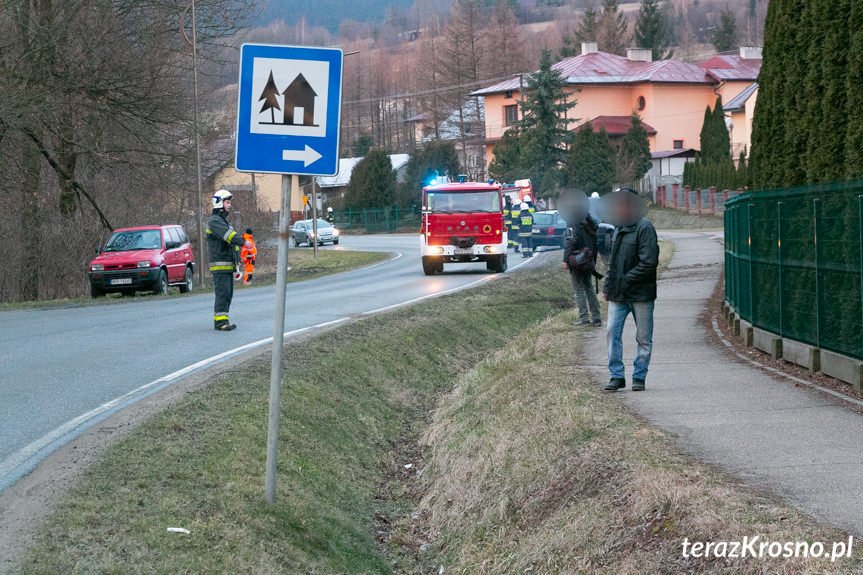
[464,122,472,134]
[505,90,513,99]
[504,104,518,126]
[637,96,646,111]
[673,139,684,150]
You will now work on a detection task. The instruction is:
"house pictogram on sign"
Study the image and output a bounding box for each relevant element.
[282,73,318,127]
[256,71,319,127]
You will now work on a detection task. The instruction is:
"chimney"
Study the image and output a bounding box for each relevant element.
[626,48,653,62]
[581,42,598,55]
[739,46,763,59]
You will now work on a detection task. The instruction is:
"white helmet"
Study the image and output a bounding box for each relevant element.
[520,202,529,210]
[523,195,532,203]
[591,192,600,198]
[327,207,333,212]
[212,189,233,209]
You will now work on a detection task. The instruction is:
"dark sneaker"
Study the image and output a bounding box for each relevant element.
[215,322,237,331]
[604,378,626,392]
[592,319,603,326]
[574,319,591,326]
[632,379,645,391]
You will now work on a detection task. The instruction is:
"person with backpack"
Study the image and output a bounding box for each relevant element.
[563,214,602,326]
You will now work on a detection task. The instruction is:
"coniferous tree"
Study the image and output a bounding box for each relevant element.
[567,122,616,195]
[597,0,629,55]
[750,0,784,187]
[616,112,653,183]
[846,0,863,178]
[516,49,577,196]
[634,0,673,60]
[560,3,599,59]
[345,149,397,209]
[817,0,850,182]
[712,6,738,53]
[802,0,826,183]
[699,98,730,164]
[488,129,524,183]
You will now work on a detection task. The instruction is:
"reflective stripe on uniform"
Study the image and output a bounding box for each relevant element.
[225,230,236,242]
[210,263,234,271]
[214,315,229,321]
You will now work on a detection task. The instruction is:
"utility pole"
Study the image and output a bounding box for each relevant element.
[181,1,205,288]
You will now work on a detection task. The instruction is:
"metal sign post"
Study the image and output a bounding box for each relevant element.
[234,43,343,504]
[311,179,319,259]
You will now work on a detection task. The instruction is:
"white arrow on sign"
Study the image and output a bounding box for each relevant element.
[282,145,322,167]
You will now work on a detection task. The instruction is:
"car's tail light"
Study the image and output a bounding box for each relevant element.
[547,227,554,235]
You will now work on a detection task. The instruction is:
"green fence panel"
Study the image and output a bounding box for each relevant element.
[724,182,863,360]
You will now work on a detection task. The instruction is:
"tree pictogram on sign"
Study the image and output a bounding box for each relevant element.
[258,71,281,124]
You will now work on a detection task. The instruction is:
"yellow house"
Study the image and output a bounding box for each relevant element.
[473,43,762,170]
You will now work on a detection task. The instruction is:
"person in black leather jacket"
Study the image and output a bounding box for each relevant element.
[563,216,602,326]
[602,188,658,392]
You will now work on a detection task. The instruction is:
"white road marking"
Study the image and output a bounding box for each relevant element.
[0,252,541,488]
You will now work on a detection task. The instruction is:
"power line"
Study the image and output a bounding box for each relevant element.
[340,72,522,106]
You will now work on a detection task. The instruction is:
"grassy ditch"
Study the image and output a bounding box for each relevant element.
[0,249,388,312]
[15,244,858,575]
[13,262,572,575]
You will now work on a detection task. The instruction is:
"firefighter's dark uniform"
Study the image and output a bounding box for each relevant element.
[325,211,335,224]
[509,206,521,251]
[207,209,246,329]
[518,209,534,257]
[503,204,513,249]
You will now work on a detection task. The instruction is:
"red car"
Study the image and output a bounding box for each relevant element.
[88,225,196,298]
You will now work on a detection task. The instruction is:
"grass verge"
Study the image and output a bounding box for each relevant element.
[0,250,389,312]
[14,245,858,574]
[12,261,572,574]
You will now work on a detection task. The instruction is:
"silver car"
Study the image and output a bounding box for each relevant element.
[290,219,341,247]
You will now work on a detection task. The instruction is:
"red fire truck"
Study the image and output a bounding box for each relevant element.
[420,181,508,275]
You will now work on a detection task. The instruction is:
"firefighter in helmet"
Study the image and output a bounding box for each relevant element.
[325,206,335,224]
[207,189,253,331]
[509,199,521,252]
[518,202,534,258]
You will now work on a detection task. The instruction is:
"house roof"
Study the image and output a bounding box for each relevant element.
[699,54,762,82]
[471,50,763,97]
[590,115,657,136]
[723,82,758,112]
[423,101,485,143]
[472,51,712,96]
[651,148,697,159]
[316,153,410,188]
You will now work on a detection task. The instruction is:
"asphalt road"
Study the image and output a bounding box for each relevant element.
[0,234,541,493]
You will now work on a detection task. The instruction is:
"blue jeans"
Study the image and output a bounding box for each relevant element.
[607,300,655,381]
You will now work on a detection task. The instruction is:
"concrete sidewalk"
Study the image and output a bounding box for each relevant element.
[587,230,863,535]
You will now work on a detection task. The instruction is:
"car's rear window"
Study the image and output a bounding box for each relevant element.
[104,230,162,251]
[533,213,555,225]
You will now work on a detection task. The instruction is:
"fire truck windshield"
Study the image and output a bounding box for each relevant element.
[425,190,501,214]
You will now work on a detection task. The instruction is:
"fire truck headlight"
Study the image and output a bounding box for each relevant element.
[483,246,498,254]
[429,247,444,255]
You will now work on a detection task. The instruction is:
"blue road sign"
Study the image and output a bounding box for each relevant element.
[235,43,343,176]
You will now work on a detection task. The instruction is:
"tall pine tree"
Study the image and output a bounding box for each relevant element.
[597,0,629,55]
[634,0,673,60]
[712,6,738,53]
[561,4,599,59]
[517,49,577,195]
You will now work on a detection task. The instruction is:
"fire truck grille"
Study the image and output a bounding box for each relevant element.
[449,236,476,249]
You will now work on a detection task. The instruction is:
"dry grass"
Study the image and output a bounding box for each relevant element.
[411,302,862,574]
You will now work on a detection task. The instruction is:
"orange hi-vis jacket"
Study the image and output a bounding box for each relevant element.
[240,234,257,264]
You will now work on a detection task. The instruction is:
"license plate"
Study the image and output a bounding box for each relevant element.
[110,278,132,285]
[454,248,473,255]
[533,229,541,234]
